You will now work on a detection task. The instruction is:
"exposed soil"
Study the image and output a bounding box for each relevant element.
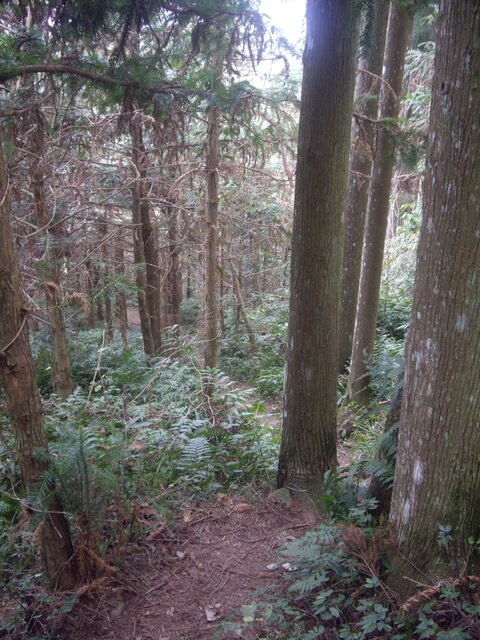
[61,495,318,640]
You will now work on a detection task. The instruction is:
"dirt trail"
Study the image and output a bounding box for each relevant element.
[64,495,318,640]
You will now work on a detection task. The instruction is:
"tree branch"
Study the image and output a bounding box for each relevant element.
[0,64,180,95]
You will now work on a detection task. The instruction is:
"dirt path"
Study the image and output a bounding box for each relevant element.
[63,495,318,640]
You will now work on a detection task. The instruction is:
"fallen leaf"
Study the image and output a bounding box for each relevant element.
[205,604,222,622]
[183,509,193,524]
[129,440,146,452]
[233,503,252,513]
[146,523,167,542]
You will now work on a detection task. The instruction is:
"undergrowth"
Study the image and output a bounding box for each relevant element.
[221,489,480,640]
[0,329,279,638]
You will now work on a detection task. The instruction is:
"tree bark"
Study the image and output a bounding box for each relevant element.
[115,238,129,348]
[166,196,182,329]
[347,3,413,404]
[132,117,162,353]
[0,139,77,589]
[388,1,480,598]
[338,0,390,372]
[204,102,220,372]
[231,263,256,351]
[130,116,155,355]
[277,0,358,499]
[31,107,73,399]
[100,220,114,343]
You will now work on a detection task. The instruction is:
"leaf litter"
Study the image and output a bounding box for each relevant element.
[60,494,317,640]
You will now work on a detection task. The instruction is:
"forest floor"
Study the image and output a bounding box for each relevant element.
[52,311,347,639]
[61,494,318,640]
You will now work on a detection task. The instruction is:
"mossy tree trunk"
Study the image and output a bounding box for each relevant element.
[0,139,77,589]
[388,1,480,599]
[277,0,358,499]
[347,3,413,405]
[338,0,389,372]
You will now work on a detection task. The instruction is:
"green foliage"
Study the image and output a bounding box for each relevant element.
[378,202,420,341]
[369,332,404,401]
[1,327,281,635]
[180,297,202,326]
[223,520,480,639]
[220,294,288,397]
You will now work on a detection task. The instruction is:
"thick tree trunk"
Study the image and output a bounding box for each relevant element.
[388,1,480,598]
[31,107,73,399]
[277,0,358,499]
[338,0,389,372]
[347,4,413,404]
[0,140,76,589]
[204,103,220,372]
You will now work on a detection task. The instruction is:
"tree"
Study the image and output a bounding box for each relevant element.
[347,1,414,404]
[388,0,480,598]
[338,0,389,372]
[0,138,77,589]
[277,0,358,498]
[30,105,74,398]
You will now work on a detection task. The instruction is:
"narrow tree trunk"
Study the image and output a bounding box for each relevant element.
[31,107,73,399]
[0,140,77,589]
[166,197,182,329]
[84,257,97,329]
[204,103,220,372]
[218,224,226,335]
[130,116,162,353]
[115,238,129,348]
[338,0,389,372]
[277,0,358,499]
[100,221,114,343]
[130,117,155,355]
[388,2,480,599]
[347,4,413,404]
[231,263,256,351]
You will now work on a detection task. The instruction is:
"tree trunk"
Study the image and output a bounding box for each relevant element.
[130,116,155,355]
[277,0,358,499]
[166,197,182,329]
[0,139,77,589]
[31,107,73,399]
[83,257,97,329]
[338,0,389,372]
[231,263,256,352]
[100,221,114,343]
[347,3,413,404]
[388,1,480,599]
[204,102,220,372]
[132,117,162,353]
[115,238,129,348]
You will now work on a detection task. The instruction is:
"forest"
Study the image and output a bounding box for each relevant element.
[0,0,479,639]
